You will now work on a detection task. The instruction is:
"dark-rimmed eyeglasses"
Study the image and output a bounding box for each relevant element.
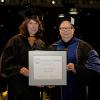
[59,27,72,31]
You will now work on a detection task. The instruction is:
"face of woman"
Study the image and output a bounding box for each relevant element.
[27,19,39,36]
[59,21,74,42]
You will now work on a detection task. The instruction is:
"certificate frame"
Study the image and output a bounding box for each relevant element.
[29,51,67,86]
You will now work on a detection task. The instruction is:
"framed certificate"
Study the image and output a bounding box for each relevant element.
[29,51,67,86]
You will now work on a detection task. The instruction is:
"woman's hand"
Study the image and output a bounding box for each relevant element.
[20,67,29,77]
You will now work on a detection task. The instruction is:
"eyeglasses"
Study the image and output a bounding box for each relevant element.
[59,27,72,31]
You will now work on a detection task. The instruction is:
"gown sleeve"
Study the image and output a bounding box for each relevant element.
[0,37,21,78]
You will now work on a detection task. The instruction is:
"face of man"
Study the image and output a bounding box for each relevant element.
[59,21,75,42]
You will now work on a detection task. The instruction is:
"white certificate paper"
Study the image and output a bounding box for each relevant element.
[34,56,62,80]
[29,51,67,85]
